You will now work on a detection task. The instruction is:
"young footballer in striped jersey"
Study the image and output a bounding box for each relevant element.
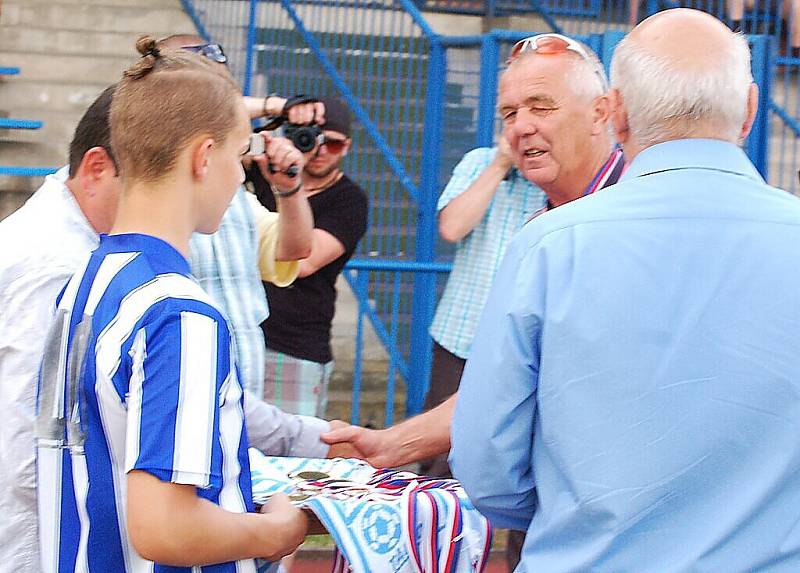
[35,37,308,572]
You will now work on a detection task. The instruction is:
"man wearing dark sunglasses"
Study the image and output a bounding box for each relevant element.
[253,96,368,421]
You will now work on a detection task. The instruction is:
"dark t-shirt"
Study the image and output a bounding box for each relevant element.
[255,173,368,363]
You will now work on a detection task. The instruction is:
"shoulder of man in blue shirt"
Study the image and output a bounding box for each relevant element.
[509,138,800,259]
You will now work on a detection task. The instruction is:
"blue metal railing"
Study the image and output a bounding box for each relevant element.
[0,66,54,183]
[182,0,780,427]
[0,118,44,130]
[0,166,57,177]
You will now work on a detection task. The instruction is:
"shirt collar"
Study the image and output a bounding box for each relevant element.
[542,147,625,212]
[99,233,192,275]
[620,138,764,184]
[584,147,625,197]
[48,165,98,241]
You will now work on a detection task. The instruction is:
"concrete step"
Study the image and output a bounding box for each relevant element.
[0,82,109,116]
[0,52,132,87]
[0,2,195,35]
[0,141,65,169]
[0,108,85,147]
[0,26,148,58]
[18,0,176,6]
[325,385,407,428]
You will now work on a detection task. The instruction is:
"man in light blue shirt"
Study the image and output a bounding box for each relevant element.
[451,9,800,572]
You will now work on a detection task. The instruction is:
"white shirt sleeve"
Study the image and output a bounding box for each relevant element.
[0,263,75,564]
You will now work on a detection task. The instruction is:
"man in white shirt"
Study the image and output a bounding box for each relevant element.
[0,85,341,573]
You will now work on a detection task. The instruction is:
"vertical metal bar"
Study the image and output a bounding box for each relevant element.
[352,271,368,425]
[407,38,446,416]
[476,32,500,148]
[243,0,258,96]
[385,272,402,426]
[747,34,772,179]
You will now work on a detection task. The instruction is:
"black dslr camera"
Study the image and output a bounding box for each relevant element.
[259,94,323,153]
[283,123,323,153]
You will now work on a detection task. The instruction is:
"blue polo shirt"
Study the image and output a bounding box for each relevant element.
[452,139,800,572]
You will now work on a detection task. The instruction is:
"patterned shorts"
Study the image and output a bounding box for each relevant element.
[263,348,334,417]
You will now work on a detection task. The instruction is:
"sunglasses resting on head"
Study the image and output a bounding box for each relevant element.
[507,33,608,91]
[181,42,228,64]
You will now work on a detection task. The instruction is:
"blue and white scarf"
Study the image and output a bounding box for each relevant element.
[249,451,492,573]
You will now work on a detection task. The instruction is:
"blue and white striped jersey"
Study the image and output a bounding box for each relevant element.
[36,233,256,573]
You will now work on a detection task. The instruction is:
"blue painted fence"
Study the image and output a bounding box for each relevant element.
[182,0,778,427]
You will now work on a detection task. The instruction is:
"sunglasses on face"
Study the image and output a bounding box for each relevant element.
[182,43,228,64]
[321,136,347,154]
[507,33,608,91]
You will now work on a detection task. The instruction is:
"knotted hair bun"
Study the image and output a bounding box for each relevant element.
[125,36,161,80]
[136,35,161,58]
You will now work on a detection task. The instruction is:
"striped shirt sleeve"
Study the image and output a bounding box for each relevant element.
[436,147,495,212]
[125,304,229,490]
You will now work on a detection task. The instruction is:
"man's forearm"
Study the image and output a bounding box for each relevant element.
[244,95,286,119]
[439,159,512,243]
[383,394,456,467]
[274,192,313,260]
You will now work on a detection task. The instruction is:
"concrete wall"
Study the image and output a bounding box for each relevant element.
[0,0,196,218]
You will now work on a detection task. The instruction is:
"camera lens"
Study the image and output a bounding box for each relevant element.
[285,125,322,153]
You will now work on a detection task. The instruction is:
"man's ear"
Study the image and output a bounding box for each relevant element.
[590,94,611,136]
[341,138,351,157]
[191,138,216,181]
[77,147,116,197]
[608,88,630,145]
[739,82,759,143]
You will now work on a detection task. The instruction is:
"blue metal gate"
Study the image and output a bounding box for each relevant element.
[180,0,774,426]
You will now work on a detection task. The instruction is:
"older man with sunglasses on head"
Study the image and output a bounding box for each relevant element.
[451,9,800,572]
[322,35,621,454]
[321,30,622,568]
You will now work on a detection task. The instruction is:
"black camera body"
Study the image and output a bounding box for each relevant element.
[283,124,323,153]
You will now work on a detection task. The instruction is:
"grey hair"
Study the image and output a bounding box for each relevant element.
[566,48,608,102]
[506,39,608,103]
[610,32,752,146]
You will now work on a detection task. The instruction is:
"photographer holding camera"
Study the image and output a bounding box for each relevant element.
[251,96,368,418]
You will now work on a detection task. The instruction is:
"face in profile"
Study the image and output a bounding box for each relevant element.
[498,54,601,190]
[305,130,350,179]
[196,99,252,234]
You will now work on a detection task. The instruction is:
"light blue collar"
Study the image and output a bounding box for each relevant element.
[620,138,765,184]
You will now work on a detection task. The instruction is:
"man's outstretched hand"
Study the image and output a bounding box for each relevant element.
[321,423,399,467]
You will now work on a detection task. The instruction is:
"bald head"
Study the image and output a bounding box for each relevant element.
[610,8,756,155]
[631,8,738,74]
